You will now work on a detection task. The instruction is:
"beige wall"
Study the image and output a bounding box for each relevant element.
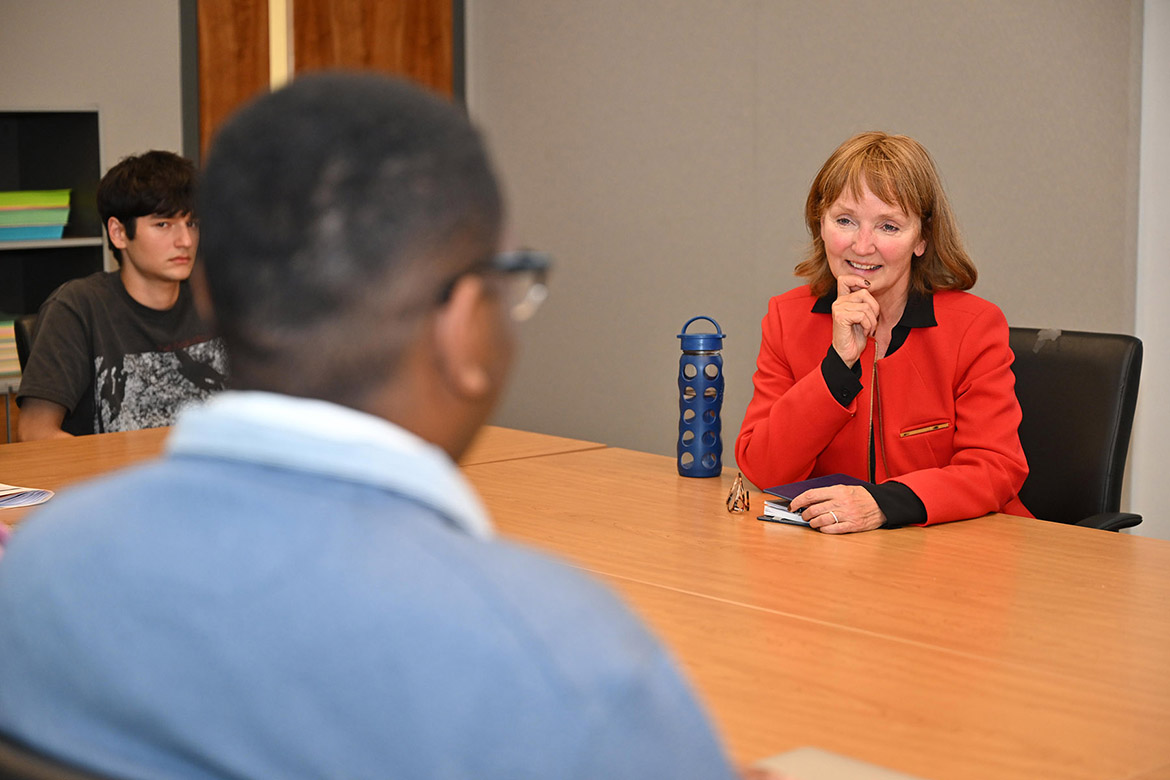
[5,1,1162,537]
[467,0,1145,503]
[1133,0,1170,542]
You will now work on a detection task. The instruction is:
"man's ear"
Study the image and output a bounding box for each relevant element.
[433,275,491,399]
[107,217,131,249]
[189,265,217,328]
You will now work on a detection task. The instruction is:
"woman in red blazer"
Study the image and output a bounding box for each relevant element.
[735,132,1030,533]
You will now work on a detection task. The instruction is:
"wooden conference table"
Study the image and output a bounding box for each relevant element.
[0,424,604,526]
[468,448,1170,780]
[3,428,1169,780]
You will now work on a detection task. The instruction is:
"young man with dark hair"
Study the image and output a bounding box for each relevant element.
[0,75,738,779]
[15,150,227,440]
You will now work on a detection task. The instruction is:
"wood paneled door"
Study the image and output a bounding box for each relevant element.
[197,0,271,156]
[197,0,455,156]
[294,0,453,96]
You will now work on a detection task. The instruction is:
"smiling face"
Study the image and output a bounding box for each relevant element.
[820,181,926,307]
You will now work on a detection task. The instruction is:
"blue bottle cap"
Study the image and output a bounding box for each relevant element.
[678,316,725,351]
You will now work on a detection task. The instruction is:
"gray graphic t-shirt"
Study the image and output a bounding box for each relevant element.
[17,272,228,435]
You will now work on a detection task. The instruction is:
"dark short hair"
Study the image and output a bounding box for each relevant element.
[197,72,503,406]
[97,150,197,262]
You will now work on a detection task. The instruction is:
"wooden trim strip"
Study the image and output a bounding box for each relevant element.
[269,0,293,88]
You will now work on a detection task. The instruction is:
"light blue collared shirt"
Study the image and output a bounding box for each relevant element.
[0,392,736,780]
[168,391,493,539]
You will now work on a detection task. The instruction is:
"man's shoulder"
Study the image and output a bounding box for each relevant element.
[5,454,656,672]
[46,271,122,306]
[0,457,732,779]
[36,272,126,328]
[4,456,634,630]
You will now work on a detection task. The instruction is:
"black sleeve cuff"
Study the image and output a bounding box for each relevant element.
[821,346,863,408]
[865,481,927,528]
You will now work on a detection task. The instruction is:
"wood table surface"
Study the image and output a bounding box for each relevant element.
[464,447,1170,780]
[0,424,604,528]
[2,427,1167,778]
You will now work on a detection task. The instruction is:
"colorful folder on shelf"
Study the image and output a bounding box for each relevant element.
[0,189,71,209]
[0,190,71,241]
[0,207,70,226]
[0,225,66,241]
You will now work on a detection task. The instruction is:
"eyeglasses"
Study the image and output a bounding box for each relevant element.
[440,249,551,322]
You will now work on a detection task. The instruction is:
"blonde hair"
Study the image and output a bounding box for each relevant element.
[795,131,976,297]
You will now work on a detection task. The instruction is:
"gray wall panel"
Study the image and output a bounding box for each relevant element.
[468,0,1143,471]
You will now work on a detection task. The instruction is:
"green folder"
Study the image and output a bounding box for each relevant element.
[0,189,72,209]
[0,207,70,226]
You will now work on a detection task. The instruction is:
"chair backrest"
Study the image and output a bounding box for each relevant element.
[1008,327,1142,525]
[14,314,36,372]
[0,731,114,780]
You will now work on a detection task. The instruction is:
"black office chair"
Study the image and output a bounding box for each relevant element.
[13,314,36,372]
[0,731,115,780]
[1009,327,1142,531]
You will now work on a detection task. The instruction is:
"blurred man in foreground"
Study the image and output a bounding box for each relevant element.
[0,73,738,779]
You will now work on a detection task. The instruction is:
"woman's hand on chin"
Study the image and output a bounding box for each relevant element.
[830,273,879,367]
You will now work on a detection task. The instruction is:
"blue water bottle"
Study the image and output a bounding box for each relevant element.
[677,316,725,477]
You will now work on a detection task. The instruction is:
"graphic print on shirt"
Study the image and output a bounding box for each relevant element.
[93,338,228,432]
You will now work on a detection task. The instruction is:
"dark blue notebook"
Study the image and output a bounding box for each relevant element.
[763,473,871,502]
[758,473,872,527]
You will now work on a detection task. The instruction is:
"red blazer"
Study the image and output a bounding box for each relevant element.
[735,286,1031,524]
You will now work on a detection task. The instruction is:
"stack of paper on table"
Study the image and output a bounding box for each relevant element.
[0,482,53,509]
